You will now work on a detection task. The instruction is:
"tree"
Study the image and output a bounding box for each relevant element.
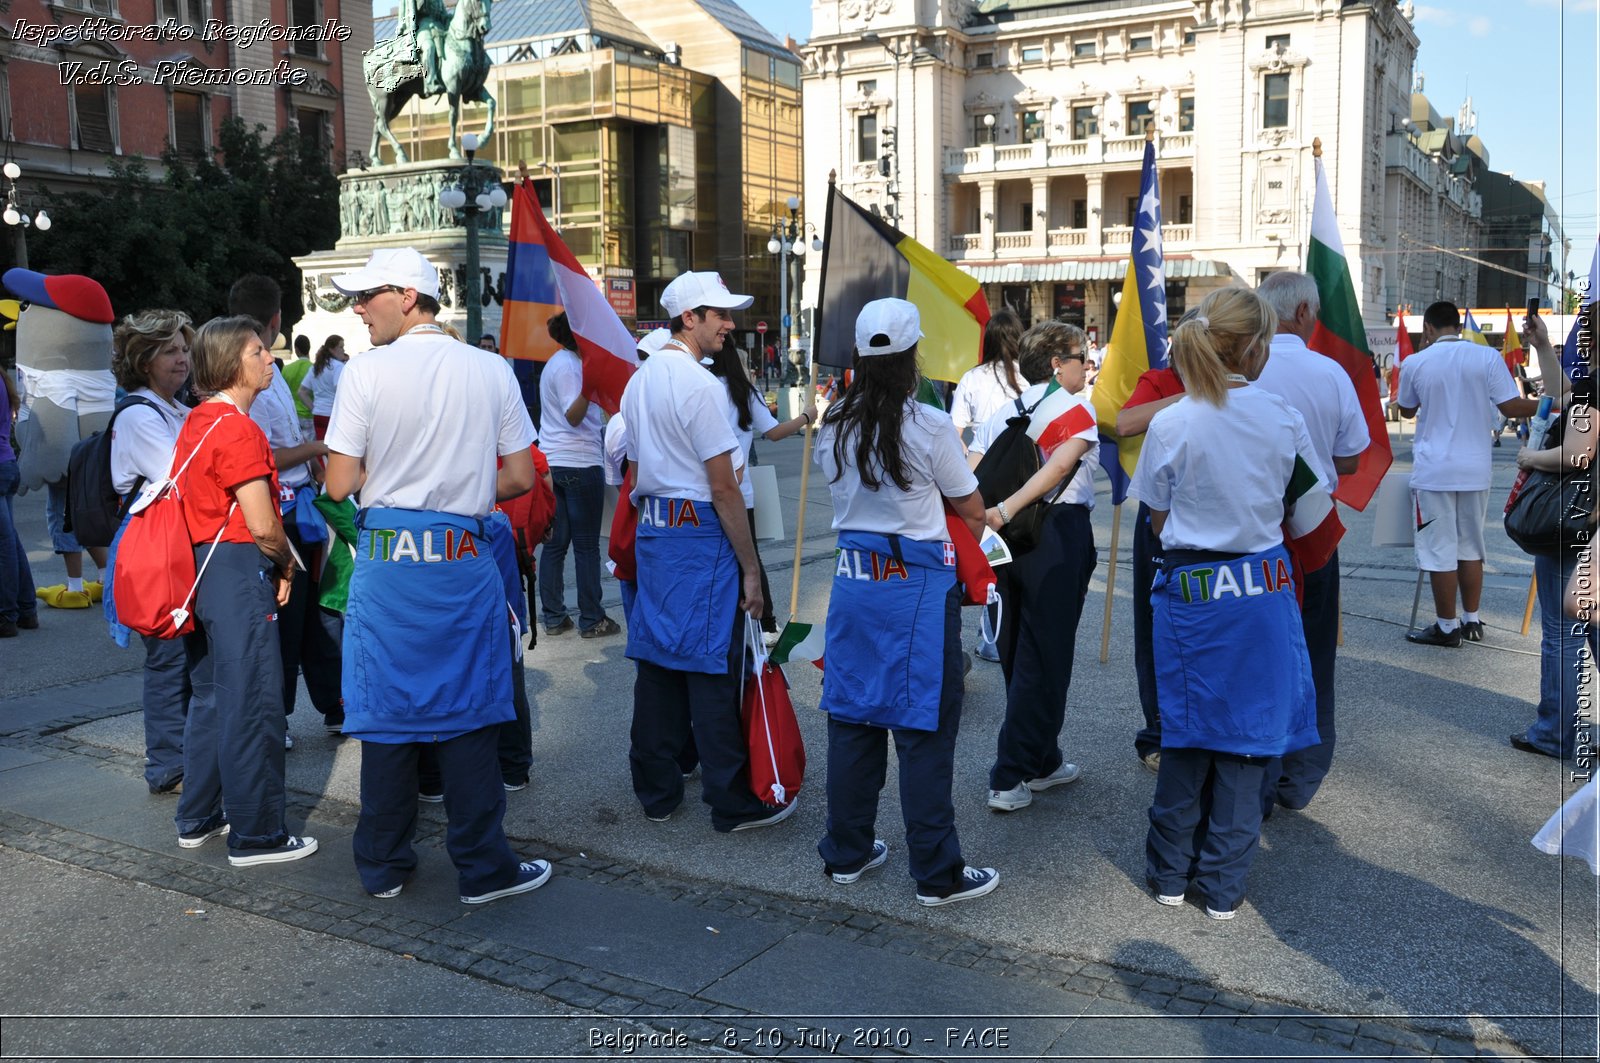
[36,118,339,332]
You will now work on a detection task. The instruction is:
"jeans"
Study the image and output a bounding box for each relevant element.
[45,478,83,555]
[539,464,608,630]
[1521,550,1597,758]
[0,460,37,622]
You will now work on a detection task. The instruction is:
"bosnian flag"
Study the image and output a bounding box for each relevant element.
[1283,452,1345,574]
[771,621,824,670]
[1027,380,1098,459]
[501,180,638,414]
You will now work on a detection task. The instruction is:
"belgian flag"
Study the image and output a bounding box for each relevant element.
[814,183,989,382]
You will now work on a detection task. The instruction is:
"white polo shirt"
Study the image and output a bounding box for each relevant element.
[815,398,978,543]
[969,383,1099,508]
[537,348,605,468]
[110,388,189,495]
[326,326,535,517]
[618,340,740,504]
[1396,336,1521,491]
[725,388,780,508]
[950,361,1024,435]
[1255,333,1369,493]
[249,366,312,489]
[1131,386,1312,554]
[301,360,344,417]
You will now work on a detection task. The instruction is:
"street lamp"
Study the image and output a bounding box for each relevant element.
[438,132,507,345]
[3,158,52,271]
[768,195,821,386]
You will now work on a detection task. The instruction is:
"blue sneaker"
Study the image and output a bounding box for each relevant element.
[830,840,889,884]
[461,859,552,904]
[228,835,318,867]
[916,866,1000,907]
[177,817,228,849]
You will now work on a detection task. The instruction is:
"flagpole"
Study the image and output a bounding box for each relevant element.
[788,368,816,622]
[1099,502,1122,663]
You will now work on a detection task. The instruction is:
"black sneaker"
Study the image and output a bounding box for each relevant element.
[544,617,575,636]
[150,777,184,796]
[580,617,621,639]
[461,859,552,904]
[916,866,1000,907]
[17,613,39,630]
[1461,621,1485,642]
[0,618,17,638]
[1405,622,1462,647]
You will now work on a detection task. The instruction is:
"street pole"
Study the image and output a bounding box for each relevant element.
[439,133,507,346]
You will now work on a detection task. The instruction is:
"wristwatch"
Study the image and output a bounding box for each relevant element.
[997,501,1012,524]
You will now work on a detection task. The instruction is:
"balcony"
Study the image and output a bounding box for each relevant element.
[945,223,1192,262]
[945,131,1194,176]
[995,230,1035,251]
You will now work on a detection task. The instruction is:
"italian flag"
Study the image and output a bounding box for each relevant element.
[1284,454,1345,574]
[1026,381,1097,459]
[771,620,825,670]
[1307,154,1392,512]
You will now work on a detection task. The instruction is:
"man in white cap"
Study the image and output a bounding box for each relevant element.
[323,247,554,905]
[618,271,795,831]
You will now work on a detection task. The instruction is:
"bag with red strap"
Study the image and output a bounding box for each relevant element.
[741,615,804,807]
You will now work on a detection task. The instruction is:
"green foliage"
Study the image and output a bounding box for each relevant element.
[35,118,339,332]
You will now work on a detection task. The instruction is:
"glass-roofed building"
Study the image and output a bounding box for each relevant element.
[373,0,801,338]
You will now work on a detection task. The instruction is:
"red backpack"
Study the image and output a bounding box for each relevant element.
[496,444,556,573]
[112,415,236,639]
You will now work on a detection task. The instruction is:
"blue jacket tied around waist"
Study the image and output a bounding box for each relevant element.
[343,507,515,743]
[1151,544,1318,757]
[822,531,956,733]
[627,495,739,673]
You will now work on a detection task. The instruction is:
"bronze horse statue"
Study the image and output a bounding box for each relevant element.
[365,0,497,164]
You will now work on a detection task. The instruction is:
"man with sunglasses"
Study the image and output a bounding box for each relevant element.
[325,248,552,906]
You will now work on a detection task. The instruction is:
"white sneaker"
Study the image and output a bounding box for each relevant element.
[830,840,888,884]
[987,782,1032,812]
[1026,762,1081,792]
[284,733,295,751]
[1205,905,1237,921]
[1155,892,1185,907]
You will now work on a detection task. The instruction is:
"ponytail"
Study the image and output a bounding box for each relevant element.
[1167,288,1278,407]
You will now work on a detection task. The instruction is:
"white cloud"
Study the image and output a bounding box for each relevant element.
[1412,4,1450,23]
[1467,16,1491,36]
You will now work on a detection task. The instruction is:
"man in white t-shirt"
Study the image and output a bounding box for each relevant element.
[619,271,792,833]
[1255,272,1370,810]
[536,313,618,640]
[1397,301,1538,647]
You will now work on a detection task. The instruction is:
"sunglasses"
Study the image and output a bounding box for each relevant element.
[352,285,405,305]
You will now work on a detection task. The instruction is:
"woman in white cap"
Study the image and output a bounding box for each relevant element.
[813,297,998,906]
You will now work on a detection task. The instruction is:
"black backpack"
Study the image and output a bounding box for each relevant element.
[65,395,159,549]
[973,394,1079,554]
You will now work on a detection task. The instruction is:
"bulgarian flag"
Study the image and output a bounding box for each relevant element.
[770,620,824,670]
[815,182,989,383]
[1307,151,1391,511]
[1283,452,1345,576]
[1027,380,1097,459]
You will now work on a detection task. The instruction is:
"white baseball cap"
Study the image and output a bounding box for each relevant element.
[331,248,440,300]
[661,271,753,319]
[636,327,673,357]
[855,298,922,356]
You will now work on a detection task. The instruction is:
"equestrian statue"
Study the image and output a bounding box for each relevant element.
[365,0,497,164]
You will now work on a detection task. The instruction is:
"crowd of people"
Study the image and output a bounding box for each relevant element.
[1,247,1592,913]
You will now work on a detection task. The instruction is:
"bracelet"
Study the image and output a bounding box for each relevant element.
[803,409,813,425]
[997,501,1012,524]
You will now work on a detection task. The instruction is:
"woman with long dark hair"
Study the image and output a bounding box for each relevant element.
[813,298,997,907]
[704,337,813,637]
[950,307,1024,446]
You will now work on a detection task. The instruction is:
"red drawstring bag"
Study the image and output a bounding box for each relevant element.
[608,466,639,582]
[741,616,804,806]
[497,444,556,573]
[943,504,997,607]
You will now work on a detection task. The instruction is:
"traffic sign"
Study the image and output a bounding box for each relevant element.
[756,321,768,333]
[782,314,791,329]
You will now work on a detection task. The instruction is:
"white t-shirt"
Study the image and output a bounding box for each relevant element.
[537,348,605,468]
[1396,336,1521,491]
[110,388,189,495]
[619,341,741,504]
[1131,386,1312,554]
[603,414,629,487]
[815,398,979,542]
[249,365,312,489]
[969,383,1099,508]
[1254,334,1369,493]
[950,361,1024,436]
[325,326,535,517]
[724,386,780,508]
[301,359,344,417]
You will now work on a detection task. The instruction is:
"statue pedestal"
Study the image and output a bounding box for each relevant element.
[292,160,508,356]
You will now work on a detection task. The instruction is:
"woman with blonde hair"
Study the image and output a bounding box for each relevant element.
[1130,286,1322,921]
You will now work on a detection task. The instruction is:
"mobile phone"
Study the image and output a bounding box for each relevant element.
[1526,297,1540,320]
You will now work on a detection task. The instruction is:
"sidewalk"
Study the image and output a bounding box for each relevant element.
[0,422,1590,1061]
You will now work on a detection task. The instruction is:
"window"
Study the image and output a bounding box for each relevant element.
[1071,199,1087,229]
[1129,35,1153,53]
[1183,30,1196,45]
[856,112,877,162]
[171,90,206,154]
[1125,196,1140,225]
[1020,45,1045,63]
[158,0,206,25]
[857,79,876,96]
[1019,110,1044,143]
[972,114,996,145]
[1019,203,1032,231]
[296,107,329,159]
[291,0,321,57]
[1177,195,1192,224]
[974,52,993,69]
[1073,41,1096,58]
[1263,72,1290,128]
[1126,99,1154,134]
[1266,34,1291,52]
[72,83,116,153]
[1072,104,1098,139]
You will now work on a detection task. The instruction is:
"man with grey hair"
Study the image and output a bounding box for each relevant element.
[1253,270,1370,812]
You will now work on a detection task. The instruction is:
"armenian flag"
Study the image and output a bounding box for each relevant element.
[1307,149,1391,511]
[814,183,989,383]
[1091,136,1168,506]
[501,180,638,414]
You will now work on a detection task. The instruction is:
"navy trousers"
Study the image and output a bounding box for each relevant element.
[354,725,520,896]
[175,542,289,851]
[818,585,966,893]
[278,520,344,724]
[629,603,770,830]
[1147,748,1268,913]
[141,633,191,792]
[991,505,1096,790]
[1266,550,1339,809]
[1132,503,1162,757]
